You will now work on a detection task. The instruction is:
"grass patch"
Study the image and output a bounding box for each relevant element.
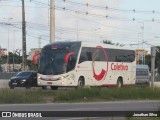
[0,87,160,104]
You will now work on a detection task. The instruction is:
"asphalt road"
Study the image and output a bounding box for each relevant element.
[0,100,159,120]
[0,100,159,111]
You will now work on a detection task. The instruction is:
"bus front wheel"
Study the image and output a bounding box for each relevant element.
[51,86,58,90]
[77,77,84,87]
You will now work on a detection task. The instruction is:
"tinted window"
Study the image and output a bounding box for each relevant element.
[79,48,93,63]
[79,47,135,63]
[17,72,32,77]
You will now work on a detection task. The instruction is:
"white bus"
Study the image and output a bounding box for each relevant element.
[37,41,136,90]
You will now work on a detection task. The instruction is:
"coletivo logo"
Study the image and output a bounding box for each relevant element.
[111,63,128,71]
[92,46,108,81]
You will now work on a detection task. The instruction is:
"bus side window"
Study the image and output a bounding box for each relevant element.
[86,52,92,61]
[79,48,92,63]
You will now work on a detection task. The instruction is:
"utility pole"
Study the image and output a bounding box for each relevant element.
[50,0,55,43]
[13,30,16,72]
[7,28,10,72]
[22,0,27,71]
[151,47,156,89]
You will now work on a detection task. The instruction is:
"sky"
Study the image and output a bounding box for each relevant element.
[0,0,160,54]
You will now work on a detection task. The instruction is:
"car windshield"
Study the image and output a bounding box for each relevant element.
[17,72,32,77]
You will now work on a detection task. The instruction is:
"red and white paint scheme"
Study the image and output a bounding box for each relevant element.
[37,41,136,89]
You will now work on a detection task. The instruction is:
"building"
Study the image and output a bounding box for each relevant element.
[27,48,41,64]
[0,48,8,56]
[136,49,148,64]
[0,64,22,72]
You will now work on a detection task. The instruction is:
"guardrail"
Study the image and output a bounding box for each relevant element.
[0,73,17,88]
[0,73,17,79]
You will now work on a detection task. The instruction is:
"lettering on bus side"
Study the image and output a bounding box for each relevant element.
[111,63,128,71]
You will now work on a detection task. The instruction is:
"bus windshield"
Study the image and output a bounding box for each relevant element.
[38,42,81,75]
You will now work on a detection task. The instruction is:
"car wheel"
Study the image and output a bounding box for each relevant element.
[10,86,14,89]
[9,82,14,89]
[26,82,31,89]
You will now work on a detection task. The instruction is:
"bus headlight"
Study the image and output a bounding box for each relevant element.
[60,75,69,80]
[61,81,64,85]
[38,81,41,85]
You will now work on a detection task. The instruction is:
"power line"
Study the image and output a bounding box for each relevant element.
[56,0,160,14]
[30,0,49,6]
[55,6,160,23]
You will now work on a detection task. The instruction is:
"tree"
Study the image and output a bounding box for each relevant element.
[144,46,160,74]
[103,40,124,46]
[156,46,160,75]
[27,60,38,71]
[103,40,114,45]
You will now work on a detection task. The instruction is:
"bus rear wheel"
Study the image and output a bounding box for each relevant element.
[117,78,123,88]
[77,77,84,88]
[51,86,58,90]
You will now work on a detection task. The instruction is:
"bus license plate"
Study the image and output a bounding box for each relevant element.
[47,82,52,85]
[12,83,17,85]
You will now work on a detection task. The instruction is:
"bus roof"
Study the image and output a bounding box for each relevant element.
[80,41,133,50]
[43,41,134,51]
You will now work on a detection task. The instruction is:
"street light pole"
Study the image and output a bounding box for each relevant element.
[7,28,10,72]
[4,18,13,72]
[76,11,79,41]
[139,22,145,64]
[94,28,101,42]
